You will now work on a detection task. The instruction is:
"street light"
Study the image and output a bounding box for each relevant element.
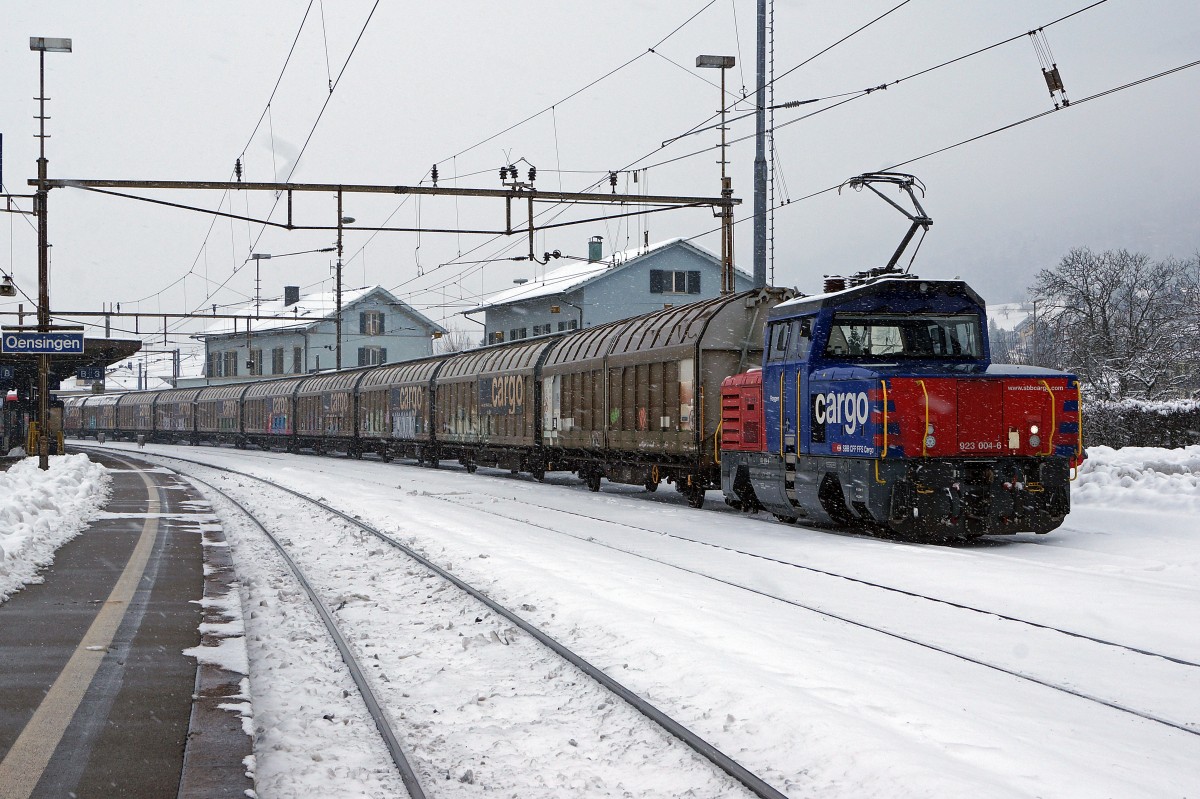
[250,247,336,315]
[696,54,736,295]
[30,36,71,470]
[334,199,355,370]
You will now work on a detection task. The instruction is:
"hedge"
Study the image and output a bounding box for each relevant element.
[1082,399,1200,448]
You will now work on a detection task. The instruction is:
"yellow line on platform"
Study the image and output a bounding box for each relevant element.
[0,466,160,799]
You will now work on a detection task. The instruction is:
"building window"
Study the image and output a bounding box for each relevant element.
[532,323,552,336]
[360,310,385,336]
[292,346,303,374]
[271,347,285,374]
[207,352,219,378]
[509,328,528,341]
[489,331,505,344]
[222,351,239,377]
[650,269,700,295]
[557,320,578,332]
[249,349,263,376]
[358,346,387,366]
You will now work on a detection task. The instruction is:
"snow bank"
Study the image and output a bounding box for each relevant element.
[1073,445,1200,510]
[0,454,112,601]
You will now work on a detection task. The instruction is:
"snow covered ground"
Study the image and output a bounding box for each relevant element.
[3,444,1198,797]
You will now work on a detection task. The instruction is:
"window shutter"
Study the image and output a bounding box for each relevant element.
[359,312,367,335]
[357,347,366,366]
[650,269,664,294]
[377,314,385,334]
[379,348,387,364]
[687,271,701,294]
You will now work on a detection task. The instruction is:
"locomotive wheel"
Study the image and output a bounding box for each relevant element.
[644,479,658,492]
[686,484,706,509]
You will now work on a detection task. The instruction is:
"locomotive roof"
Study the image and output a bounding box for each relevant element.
[771,277,985,316]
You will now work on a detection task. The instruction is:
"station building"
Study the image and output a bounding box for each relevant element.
[465,237,754,344]
[188,285,447,386]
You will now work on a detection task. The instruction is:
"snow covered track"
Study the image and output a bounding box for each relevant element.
[109,448,786,799]
[427,490,1200,739]
[73,442,1200,797]
[184,474,426,799]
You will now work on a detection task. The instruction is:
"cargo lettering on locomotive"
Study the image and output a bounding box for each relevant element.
[812,390,870,435]
[480,374,524,416]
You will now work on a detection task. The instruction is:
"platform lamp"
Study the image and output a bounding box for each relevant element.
[31,36,72,470]
[696,54,736,295]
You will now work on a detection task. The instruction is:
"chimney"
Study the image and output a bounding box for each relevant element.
[284,286,300,307]
[588,235,603,263]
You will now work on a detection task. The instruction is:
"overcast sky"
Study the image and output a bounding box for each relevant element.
[2,1,1197,371]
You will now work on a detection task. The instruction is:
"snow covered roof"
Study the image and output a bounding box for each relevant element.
[986,303,1031,332]
[465,238,745,314]
[194,285,445,338]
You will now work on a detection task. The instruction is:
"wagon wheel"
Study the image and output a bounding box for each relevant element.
[466,462,477,474]
[586,471,602,492]
[644,478,659,492]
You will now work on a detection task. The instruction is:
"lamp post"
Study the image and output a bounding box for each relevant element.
[30,36,71,470]
[334,192,355,370]
[696,54,736,295]
[250,247,336,316]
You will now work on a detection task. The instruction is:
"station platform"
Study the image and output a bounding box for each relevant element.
[0,450,251,799]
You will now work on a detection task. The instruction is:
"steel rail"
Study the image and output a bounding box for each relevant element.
[92,447,788,799]
[453,490,1200,669]
[420,490,1200,738]
[183,473,428,799]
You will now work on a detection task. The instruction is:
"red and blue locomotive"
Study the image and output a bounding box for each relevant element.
[719,270,1084,539]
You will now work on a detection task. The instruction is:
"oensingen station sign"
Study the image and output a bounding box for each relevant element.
[1,328,86,355]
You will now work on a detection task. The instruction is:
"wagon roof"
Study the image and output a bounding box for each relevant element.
[296,368,372,394]
[243,377,308,398]
[155,387,204,403]
[438,337,559,379]
[358,357,443,388]
[197,384,252,401]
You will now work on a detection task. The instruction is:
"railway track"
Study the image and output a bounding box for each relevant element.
[420,490,1200,737]
[102,448,789,799]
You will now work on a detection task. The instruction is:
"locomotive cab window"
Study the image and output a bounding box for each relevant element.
[768,317,814,362]
[825,313,982,359]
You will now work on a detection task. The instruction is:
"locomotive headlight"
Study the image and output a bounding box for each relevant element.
[1030,425,1039,435]
[926,424,935,435]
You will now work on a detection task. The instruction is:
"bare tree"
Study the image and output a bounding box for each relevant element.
[1030,248,1199,400]
[434,326,479,354]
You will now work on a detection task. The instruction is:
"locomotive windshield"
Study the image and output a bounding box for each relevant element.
[824,313,983,359]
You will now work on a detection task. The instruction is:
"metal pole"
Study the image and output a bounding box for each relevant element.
[335,190,343,371]
[752,0,768,289]
[36,50,50,469]
[719,68,733,294]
